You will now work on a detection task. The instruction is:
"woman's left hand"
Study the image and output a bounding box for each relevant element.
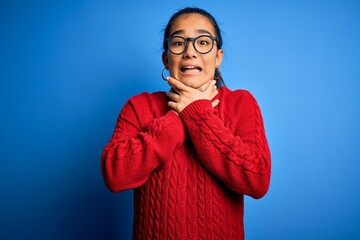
[166,77,219,114]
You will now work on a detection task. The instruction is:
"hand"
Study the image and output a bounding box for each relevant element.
[166,77,219,114]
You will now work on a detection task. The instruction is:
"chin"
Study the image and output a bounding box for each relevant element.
[180,74,208,86]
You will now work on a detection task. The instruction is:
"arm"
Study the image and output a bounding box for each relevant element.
[101,93,186,192]
[179,91,271,199]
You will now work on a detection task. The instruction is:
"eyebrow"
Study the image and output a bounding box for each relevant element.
[170,29,213,37]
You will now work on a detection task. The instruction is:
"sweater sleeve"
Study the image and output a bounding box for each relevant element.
[101,94,186,192]
[179,90,271,199]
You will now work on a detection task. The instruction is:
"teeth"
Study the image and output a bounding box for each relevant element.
[180,65,201,73]
[182,66,201,70]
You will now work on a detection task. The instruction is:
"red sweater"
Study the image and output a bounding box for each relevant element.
[101,87,271,240]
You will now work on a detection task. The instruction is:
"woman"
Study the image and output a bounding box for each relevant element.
[101,7,271,240]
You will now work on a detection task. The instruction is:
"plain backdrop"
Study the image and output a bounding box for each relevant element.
[1,0,359,239]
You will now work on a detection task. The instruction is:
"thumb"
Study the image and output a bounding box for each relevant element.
[205,80,216,93]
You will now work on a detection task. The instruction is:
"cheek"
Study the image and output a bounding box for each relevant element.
[167,57,180,71]
[205,53,218,66]
[168,62,180,78]
[203,59,217,75]
[166,52,179,64]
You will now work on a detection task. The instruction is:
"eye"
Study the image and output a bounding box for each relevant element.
[196,36,212,46]
[172,41,185,46]
[169,36,186,48]
[199,40,210,45]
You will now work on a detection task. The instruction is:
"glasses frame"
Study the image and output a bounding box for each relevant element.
[166,35,218,55]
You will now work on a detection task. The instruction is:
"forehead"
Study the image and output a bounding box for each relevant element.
[169,13,216,36]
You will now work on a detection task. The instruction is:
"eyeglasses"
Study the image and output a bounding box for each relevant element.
[166,35,218,55]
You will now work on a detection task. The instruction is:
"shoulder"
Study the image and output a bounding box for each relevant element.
[128,91,167,105]
[124,91,168,112]
[123,91,168,117]
[218,87,264,126]
[218,87,263,121]
[219,87,258,107]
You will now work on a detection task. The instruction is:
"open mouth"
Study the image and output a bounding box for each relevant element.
[180,66,202,73]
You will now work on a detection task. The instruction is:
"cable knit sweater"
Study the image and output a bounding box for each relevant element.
[101,86,271,240]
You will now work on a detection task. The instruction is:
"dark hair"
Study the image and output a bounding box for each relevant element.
[163,7,225,87]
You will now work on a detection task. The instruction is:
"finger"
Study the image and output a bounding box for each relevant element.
[167,101,179,113]
[166,76,190,91]
[197,79,212,91]
[170,109,179,116]
[212,99,220,108]
[168,87,180,95]
[210,89,218,99]
[204,80,217,94]
[166,91,179,102]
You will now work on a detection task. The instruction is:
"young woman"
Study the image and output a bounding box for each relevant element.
[101,7,271,240]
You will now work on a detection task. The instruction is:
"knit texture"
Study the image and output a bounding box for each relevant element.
[101,87,271,240]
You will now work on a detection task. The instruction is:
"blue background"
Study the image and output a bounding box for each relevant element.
[1,0,359,239]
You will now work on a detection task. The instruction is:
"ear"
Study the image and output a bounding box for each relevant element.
[215,49,224,68]
[162,51,169,69]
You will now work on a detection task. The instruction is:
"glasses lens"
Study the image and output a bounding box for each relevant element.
[195,36,214,54]
[168,37,186,54]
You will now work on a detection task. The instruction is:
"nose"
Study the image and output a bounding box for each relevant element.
[183,41,197,58]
